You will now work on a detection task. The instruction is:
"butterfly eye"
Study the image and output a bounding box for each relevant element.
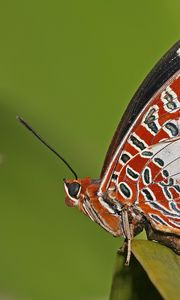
[67,182,81,199]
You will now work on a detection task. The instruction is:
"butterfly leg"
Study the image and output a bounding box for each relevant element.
[117,239,127,254]
[121,209,133,266]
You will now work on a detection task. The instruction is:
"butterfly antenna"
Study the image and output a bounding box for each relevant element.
[16,116,78,180]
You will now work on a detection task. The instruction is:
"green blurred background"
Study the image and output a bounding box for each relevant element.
[0,1,180,299]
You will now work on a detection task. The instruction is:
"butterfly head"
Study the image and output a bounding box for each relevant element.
[64,177,91,207]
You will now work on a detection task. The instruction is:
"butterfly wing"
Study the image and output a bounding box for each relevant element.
[115,137,180,234]
[100,41,180,196]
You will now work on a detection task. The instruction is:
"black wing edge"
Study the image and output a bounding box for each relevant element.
[101,40,180,178]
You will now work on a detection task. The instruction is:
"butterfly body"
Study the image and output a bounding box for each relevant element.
[64,177,145,239]
[64,42,180,263]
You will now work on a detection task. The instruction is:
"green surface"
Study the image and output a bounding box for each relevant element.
[132,240,180,300]
[0,1,180,299]
[110,240,180,300]
[109,242,162,300]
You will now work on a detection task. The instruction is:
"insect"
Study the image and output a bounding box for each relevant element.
[18,41,180,265]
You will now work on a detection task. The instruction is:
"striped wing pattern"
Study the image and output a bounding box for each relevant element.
[100,71,180,234]
[139,138,180,233]
[117,137,180,234]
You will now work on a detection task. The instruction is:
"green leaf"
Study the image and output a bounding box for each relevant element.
[109,246,162,300]
[109,239,180,300]
[132,239,180,300]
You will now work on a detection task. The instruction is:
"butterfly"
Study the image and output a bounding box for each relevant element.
[18,41,180,265]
